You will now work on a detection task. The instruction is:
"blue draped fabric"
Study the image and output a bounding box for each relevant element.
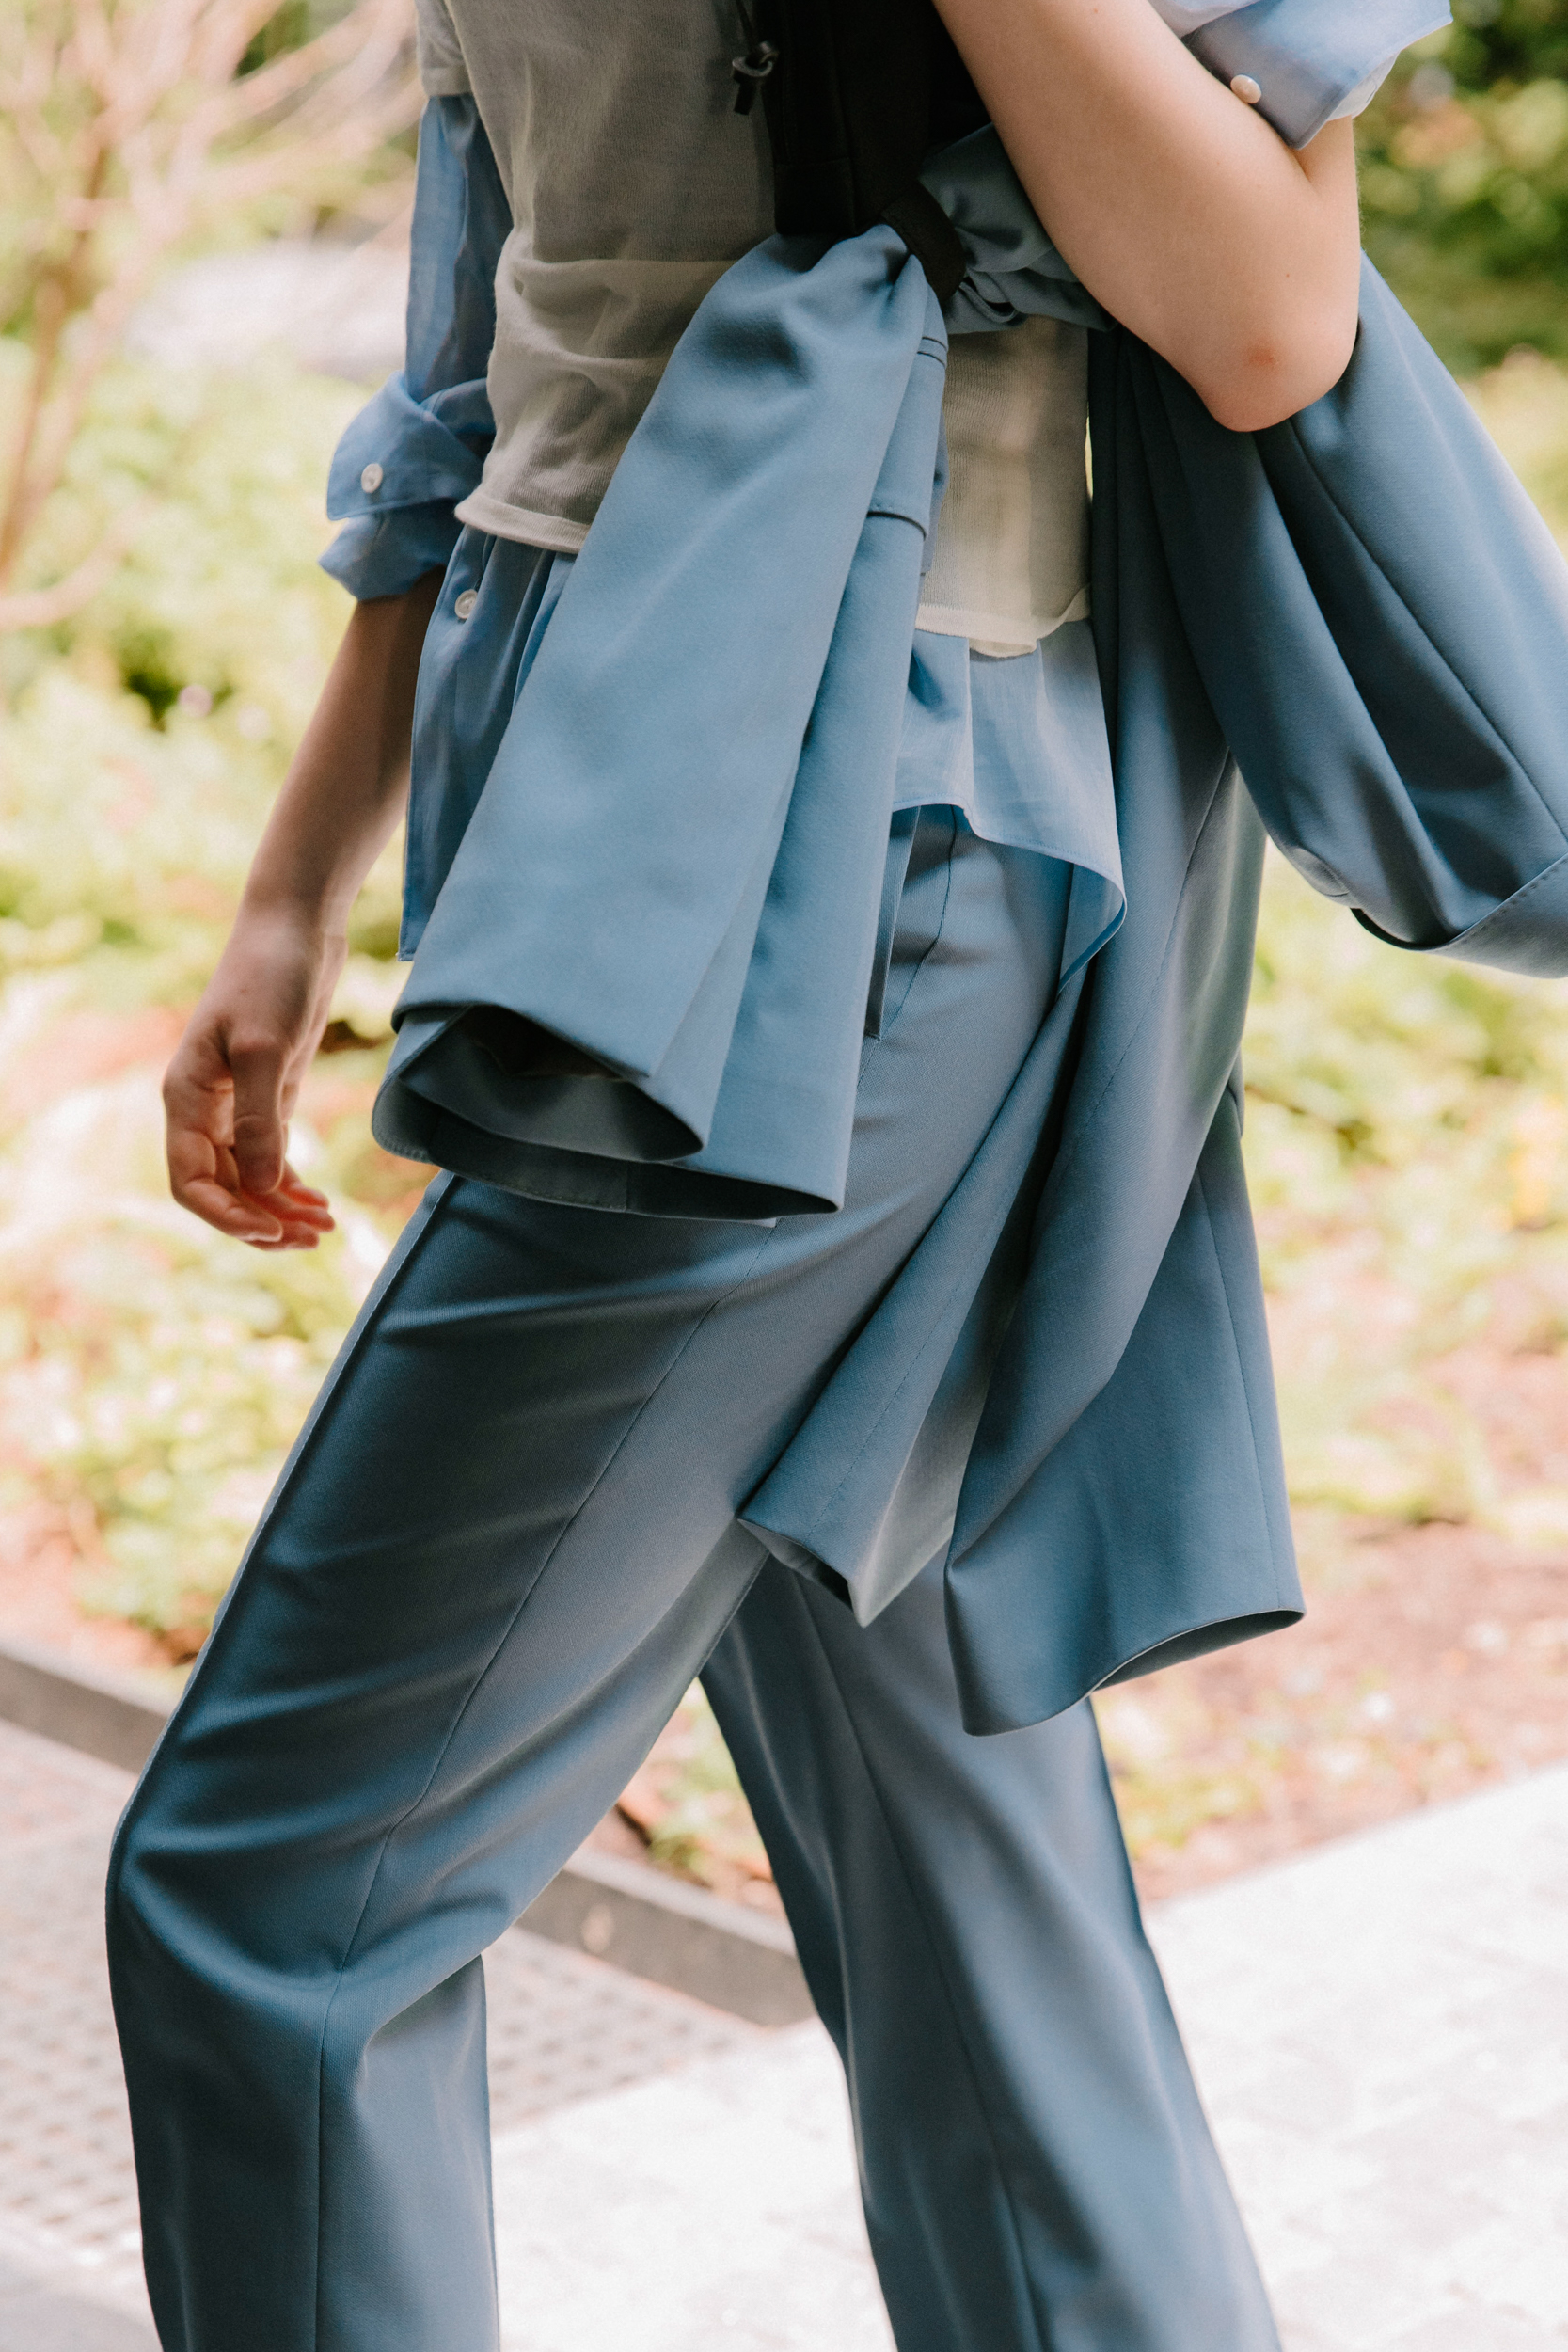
[374,230,958,1218]
[303,0,1568,1730]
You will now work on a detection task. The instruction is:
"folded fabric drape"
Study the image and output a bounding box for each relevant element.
[1119,261,1568,969]
[374,229,955,1218]
[372,134,1152,1223]
[376,120,1568,1230]
[360,119,1568,1728]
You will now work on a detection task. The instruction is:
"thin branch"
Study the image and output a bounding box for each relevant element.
[0,0,419,622]
[0,493,158,633]
[0,137,114,585]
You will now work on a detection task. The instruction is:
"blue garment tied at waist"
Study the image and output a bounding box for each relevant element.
[323,94,1568,1729]
[375,230,962,1217]
[373,162,1128,1220]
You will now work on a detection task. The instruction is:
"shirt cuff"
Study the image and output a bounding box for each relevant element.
[1329,62,1395,119]
[319,369,492,601]
[320,506,464,601]
[1176,0,1450,146]
[325,371,491,517]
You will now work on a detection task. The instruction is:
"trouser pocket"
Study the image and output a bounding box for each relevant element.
[864,806,958,1040]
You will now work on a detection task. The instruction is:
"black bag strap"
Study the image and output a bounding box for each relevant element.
[731,0,986,302]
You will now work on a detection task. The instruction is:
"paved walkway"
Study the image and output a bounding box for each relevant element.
[1,1718,1562,2351]
[1148,1761,1568,2352]
[487,1761,1568,2352]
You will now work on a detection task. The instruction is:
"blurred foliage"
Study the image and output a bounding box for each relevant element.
[1243,852,1568,1531]
[0,351,412,1653]
[0,349,398,982]
[1463,333,1568,536]
[241,0,360,72]
[1359,0,1568,370]
[616,1689,775,1899]
[0,0,417,635]
[0,1080,372,1649]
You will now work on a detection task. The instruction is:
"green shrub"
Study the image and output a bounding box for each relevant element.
[0,1075,374,1647]
[1360,1,1568,368]
[0,350,400,993]
[0,351,411,1649]
[1244,852,1568,1526]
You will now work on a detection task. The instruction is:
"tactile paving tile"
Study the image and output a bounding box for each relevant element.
[0,1731,144,2308]
[0,1724,130,1853]
[0,1718,755,2305]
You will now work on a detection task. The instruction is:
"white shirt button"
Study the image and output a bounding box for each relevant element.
[454,589,479,620]
[1230,73,1262,103]
[359,460,384,494]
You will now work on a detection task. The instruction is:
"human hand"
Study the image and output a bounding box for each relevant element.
[163,903,343,1249]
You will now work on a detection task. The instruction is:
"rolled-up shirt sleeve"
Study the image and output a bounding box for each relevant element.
[1149,0,1450,147]
[320,89,509,601]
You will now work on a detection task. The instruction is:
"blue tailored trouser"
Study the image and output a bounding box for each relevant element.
[107,814,1279,2352]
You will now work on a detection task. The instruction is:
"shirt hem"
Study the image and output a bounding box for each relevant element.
[915,583,1090,654]
[454,490,592,553]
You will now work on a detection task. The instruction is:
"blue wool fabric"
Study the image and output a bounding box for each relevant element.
[315,86,1568,1727]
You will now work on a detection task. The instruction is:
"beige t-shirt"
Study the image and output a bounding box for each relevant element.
[416,0,1090,653]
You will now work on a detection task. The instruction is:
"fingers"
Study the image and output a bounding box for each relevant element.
[207,1143,336,1249]
[165,1035,277,1243]
[226,1186,335,1250]
[264,1161,337,1246]
[228,1032,290,1199]
[166,1136,286,1244]
[274,1166,334,1219]
[171,1152,335,1251]
[166,1027,338,1250]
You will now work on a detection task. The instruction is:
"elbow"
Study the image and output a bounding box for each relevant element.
[1193,299,1359,435]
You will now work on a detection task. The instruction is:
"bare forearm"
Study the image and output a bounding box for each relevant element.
[243,571,442,933]
[934,0,1361,428]
[163,573,440,1248]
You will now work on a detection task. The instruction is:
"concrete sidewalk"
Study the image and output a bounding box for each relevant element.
[1,1717,1562,2350]
[1148,1757,1568,2351]
[488,1761,1568,2352]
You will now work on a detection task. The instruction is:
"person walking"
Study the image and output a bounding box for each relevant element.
[108,0,1551,2343]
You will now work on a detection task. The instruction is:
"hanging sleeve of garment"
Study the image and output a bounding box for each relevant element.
[1110,271,1568,974]
[373,231,950,1221]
